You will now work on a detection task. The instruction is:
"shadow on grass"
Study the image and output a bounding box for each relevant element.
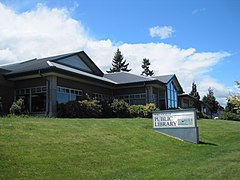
[199,141,218,146]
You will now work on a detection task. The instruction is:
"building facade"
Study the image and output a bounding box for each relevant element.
[0,51,193,117]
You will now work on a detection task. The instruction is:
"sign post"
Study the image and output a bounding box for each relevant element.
[153,109,199,143]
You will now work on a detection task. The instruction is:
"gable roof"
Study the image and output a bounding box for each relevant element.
[103,73,183,92]
[154,74,174,83]
[104,72,156,84]
[0,51,104,78]
[0,51,184,92]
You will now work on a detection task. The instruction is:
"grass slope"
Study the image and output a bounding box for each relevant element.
[0,117,239,179]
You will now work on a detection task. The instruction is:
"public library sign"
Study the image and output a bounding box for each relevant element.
[153,109,199,143]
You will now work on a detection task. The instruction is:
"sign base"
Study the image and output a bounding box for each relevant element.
[154,127,199,144]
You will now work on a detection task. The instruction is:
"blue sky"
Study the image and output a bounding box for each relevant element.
[0,0,239,106]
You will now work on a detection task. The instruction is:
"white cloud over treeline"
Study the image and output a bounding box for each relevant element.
[149,26,174,39]
[0,3,231,105]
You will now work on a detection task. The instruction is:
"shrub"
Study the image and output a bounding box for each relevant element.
[9,99,24,115]
[111,99,130,118]
[196,110,211,119]
[100,100,113,118]
[129,103,157,118]
[129,105,147,118]
[57,99,102,118]
[79,99,102,118]
[219,112,240,121]
[145,103,157,118]
[58,101,81,118]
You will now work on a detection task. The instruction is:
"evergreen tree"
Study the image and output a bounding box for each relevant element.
[202,88,219,118]
[141,58,154,77]
[107,48,131,73]
[189,82,200,100]
[189,82,201,111]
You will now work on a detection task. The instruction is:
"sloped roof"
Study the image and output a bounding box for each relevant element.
[154,74,174,83]
[178,94,198,100]
[0,51,183,92]
[0,51,104,77]
[50,61,116,84]
[0,52,77,75]
[104,73,179,87]
[104,72,156,84]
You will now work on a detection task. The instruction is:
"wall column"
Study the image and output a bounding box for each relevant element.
[47,76,57,117]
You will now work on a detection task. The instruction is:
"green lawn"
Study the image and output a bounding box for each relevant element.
[0,117,239,179]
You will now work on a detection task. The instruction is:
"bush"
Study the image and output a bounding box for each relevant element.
[111,99,130,118]
[57,101,81,118]
[145,103,157,118]
[196,110,211,119]
[57,99,102,118]
[219,112,240,121]
[129,103,157,118]
[9,99,24,115]
[100,100,113,118]
[79,99,102,118]
[129,105,147,118]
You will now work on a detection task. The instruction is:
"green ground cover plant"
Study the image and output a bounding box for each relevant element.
[0,117,239,179]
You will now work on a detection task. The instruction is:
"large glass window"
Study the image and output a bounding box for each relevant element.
[115,93,146,105]
[57,56,92,73]
[32,93,46,112]
[57,86,83,104]
[15,86,46,113]
[167,81,178,109]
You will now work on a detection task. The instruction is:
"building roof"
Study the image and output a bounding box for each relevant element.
[0,51,183,91]
[154,75,174,83]
[50,61,116,84]
[103,72,156,84]
[178,94,198,100]
[0,51,104,77]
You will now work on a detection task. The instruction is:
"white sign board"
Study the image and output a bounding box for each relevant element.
[153,109,196,128]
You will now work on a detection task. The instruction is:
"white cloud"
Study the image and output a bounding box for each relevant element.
[192,8,206,15]
[0,3,231,106]
[149,26,174,39]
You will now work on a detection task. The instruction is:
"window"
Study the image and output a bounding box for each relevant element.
[15,86,47,113]
[115,93,146,105]
[57,86,83,104]
[167,81,178,109]
[57,56,92,73]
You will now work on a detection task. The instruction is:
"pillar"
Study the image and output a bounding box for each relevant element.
[47,76,57,117]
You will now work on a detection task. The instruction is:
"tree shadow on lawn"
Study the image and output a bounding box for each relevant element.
[199,141,218,146]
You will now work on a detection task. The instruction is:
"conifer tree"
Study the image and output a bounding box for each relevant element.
[189,82,201,111]
[107,48,131,73]
[190,82,200,100]
[202,88,219,118]
[141,58,154,77]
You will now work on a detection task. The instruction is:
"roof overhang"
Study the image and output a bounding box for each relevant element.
[3,66,115,88]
